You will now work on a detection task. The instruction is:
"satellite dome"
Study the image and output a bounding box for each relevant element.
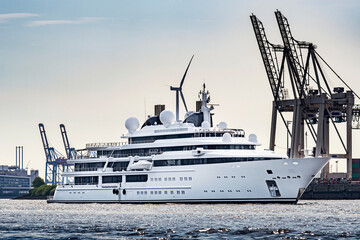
[201,121,210,129]
[160,110,175,127]
[125,117,139,134]
[222,132,232,143]
[218,121,227,129]
[248,134,258,143]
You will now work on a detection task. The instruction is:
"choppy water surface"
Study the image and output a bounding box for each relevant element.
[0,200,359,239]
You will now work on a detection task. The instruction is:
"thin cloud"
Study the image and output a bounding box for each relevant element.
[0,13,39,23]
[27,17,106,27]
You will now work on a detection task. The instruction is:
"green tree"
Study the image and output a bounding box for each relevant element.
[32,177,45,188]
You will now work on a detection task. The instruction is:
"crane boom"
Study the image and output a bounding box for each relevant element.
[250,14,284,102]
[275,10,307,98]
[39,123,51,158]
[60,124,77,160]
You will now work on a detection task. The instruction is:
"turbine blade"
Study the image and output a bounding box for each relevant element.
[180,91,188,112]
[180,55,194,88]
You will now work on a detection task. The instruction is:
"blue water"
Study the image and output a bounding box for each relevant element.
[0,199,359,239]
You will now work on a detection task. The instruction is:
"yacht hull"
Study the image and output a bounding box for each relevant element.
[49,156,329,204]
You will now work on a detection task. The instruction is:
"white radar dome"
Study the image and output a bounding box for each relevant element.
[201,121,210,129]
[218,121,227,130]
[248,134,258,143]
[125,117,139,134]
[160,110,175,127]
[222,132,232,143]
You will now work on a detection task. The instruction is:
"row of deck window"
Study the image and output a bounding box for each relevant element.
[74,175,194,185]
[153,157,283,167]
[150,177,192,181]
[74,156,285,173]
[97,144,255,158]
[204,190,242,193]
[74,174,148,185]
[75,156,283,172]
[129,132,245,144]
[75,162,129,172]
[137,190,185,195]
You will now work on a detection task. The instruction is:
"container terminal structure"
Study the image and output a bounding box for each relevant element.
[250,10,360,181]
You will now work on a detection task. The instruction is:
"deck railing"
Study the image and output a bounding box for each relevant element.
[86,142,127,148]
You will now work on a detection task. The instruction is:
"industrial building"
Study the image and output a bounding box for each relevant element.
[0,147,39,198]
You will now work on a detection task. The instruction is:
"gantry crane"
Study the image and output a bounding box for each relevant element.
[251,10,359,179]
[39,123,69,185]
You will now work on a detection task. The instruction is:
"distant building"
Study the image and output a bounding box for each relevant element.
[0,165,38,199]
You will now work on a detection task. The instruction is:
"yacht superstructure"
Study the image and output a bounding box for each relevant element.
[49,84,329,203]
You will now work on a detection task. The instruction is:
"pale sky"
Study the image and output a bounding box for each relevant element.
[0,0,360,178]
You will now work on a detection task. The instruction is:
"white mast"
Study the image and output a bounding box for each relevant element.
[200,83,213,124]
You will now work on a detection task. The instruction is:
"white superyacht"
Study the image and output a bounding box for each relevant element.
[50,84,329,203]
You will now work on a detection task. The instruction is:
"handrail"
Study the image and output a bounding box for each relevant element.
[86,142,126,148]
[84,129,246,150]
